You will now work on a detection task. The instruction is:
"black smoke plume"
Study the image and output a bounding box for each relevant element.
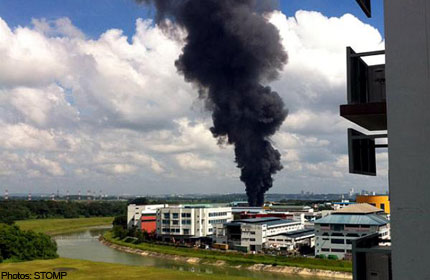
[140,0,288,206]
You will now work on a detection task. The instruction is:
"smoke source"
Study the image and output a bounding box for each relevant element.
[140,0,288,206]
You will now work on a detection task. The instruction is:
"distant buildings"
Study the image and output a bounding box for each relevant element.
[314,204,390,259]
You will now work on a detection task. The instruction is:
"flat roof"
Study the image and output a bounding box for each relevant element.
[228,217,299,227]
[334,203,383,214]
[272,228,315,239]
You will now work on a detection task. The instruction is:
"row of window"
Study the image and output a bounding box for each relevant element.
[163,213,193,219]
[161,228,191,234]
[242,238,256,242]
[209,219,227,224]
[208,212,228,217]
[320,248,352,253]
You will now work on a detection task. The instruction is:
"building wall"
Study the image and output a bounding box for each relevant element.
[314,223,389,259]
[356,195,390,214]
[127,204,168,229]
[156,206,233,239]
[385,0,430,279]
[140,214,157,232]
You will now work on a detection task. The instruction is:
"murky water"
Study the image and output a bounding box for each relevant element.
[55,228,330,279]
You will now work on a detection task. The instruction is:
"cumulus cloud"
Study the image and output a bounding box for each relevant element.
[0,10,388,194]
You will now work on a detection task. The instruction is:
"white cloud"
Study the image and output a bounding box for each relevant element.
[0,11,388,194]
[175,153,215,171]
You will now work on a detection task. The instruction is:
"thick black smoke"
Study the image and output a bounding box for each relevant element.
[140,0,288,206]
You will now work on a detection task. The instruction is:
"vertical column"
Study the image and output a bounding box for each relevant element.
[384,0,430,279]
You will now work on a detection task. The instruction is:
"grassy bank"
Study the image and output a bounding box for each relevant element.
[16,217,114,235]
[0,258,250,280]
[104,231,352,273]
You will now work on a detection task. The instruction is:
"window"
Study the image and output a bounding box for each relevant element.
[381,203,385,211]
[172,220,179,225]
[183,229,190,235]
[250,231,256,235]
[332,233,344,237]
[346,233,360,237]
[331,249,345,253]
[172,213,179,219]
[162,220,169,225]
[250,238,255,241]
[331,239,345,244]
[208,228,213,232]
[181,213,191,218]
[331,224,344,231]
[181,220,191,225]
[321,248,330,252]
[346,240,353,244]
[163,213,170,219]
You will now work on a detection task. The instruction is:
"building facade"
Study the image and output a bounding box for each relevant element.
[215,217,304,252]
[266,228,315,251]
[314,204,390,259]
[127,204,168,230]
[156,205,232,241]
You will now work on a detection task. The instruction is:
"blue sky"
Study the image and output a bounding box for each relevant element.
[0,0,384,39]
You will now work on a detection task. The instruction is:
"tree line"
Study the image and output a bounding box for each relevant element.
[0,200,127,224]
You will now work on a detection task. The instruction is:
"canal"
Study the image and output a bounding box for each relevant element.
[55,227,330,280]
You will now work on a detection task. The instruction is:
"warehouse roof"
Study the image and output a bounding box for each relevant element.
[314,214,389,226]
[334,203,383,214]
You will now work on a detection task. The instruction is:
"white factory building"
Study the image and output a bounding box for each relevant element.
[314,204,390,260]
[156,205,233,241]
[215,217,305,252]
[127,204,168,229]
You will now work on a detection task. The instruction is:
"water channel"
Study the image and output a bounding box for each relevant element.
[55,227,330,280]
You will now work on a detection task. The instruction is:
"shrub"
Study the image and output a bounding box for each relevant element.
[0,223,57,261]
[328,255,339,260]
[316,254,327,259]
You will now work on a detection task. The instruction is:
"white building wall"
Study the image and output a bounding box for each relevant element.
[385,1,430,279]
[127,204,167,229]
[156,206,232,238]
[314,223,389,259]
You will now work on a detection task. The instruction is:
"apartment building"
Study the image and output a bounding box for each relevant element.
[156,205,232,241]
[215,217,304,252]
[127,204,168,230]
[314,204,390,259]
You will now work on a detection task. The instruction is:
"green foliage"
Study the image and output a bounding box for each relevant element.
[112,215,127,229]
[0,223,58,262]
[316,254,327,259]
[328,254,339,260]
[0,201,126,224]
[112,226,128,240]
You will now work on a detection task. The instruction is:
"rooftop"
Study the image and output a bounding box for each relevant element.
[273,228,315,239]
[334,203,383,214]
[315,214,389,226]
[228,217,299,227]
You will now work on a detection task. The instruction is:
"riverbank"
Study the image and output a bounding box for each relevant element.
[16,217,114,235]
[0,258,250,280]
[102,232,352,279]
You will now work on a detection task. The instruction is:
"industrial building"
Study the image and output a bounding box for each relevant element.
[214,217,304,252]
[127,204,168,231]
[266,228,315,251]
[156,205,233,242]
[314,204,390,259]
[356,195,390,214]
